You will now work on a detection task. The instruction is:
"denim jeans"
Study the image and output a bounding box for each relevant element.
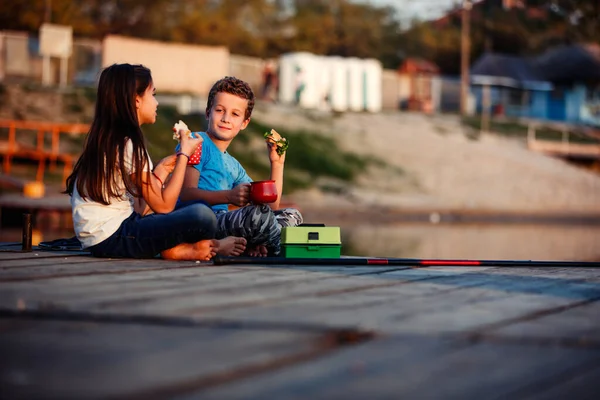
[89,203,217,259]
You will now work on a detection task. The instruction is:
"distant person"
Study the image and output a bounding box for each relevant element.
[65,63,246,260]
[261,60,276,101]
[294,65,305,105]
[178,76,303,257]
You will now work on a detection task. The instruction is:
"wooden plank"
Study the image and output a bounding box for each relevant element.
[74,269,445,315]
[187,335,600,399]
[471,266,600,282]
[526,366,600,400]
[0,258,218,282]
[181,271,599,334]
[0,317,328,399]
[488,301,600,342]
[0,266,329,308]
[0,263,411,308]
[5,264,597,337]
[0,249,88,260]
[529,139,600,159]
[2,255,599,335]
[1,256,124,269]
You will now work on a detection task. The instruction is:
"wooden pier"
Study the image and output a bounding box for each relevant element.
[1,245,599,398]
[527,121,600,161]
[0,119,88,182]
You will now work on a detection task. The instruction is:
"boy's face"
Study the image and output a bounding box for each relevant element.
[206,92,250,143]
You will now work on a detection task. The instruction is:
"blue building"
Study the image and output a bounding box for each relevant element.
[470,44,600,127]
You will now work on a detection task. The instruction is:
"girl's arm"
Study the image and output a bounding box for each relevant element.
[139,133,201,214]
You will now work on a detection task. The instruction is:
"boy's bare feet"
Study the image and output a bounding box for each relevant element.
[161,239,219,261]
[217,236,247,256]
[247,244,268,257]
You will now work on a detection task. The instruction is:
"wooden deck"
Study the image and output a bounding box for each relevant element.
[528,139,600,160]
[1,245,599,399]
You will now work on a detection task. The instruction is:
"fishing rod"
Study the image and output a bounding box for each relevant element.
[213,256,600,268]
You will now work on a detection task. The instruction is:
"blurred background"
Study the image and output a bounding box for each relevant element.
[0,0,599,260]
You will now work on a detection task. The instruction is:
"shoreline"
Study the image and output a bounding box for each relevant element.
[1,191,600,229]
[298,204,600,226]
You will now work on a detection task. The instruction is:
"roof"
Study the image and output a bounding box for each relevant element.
[534,43,600,83]
[471,44,600,89]
[470,53,552,90]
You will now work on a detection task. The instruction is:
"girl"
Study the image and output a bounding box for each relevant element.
[65,63,246,260]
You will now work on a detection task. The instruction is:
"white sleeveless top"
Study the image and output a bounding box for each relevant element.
[71,140,152,248]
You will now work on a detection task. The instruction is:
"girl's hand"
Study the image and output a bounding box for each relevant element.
[267,140,286,165]
[177,129,203,157]
[155,154,178,175]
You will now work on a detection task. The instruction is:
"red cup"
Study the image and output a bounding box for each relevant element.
[250,180,278,204]
[188,145,202,165]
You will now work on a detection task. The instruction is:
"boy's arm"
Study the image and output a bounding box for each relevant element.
[267,145,286,209]
[269,163,284,210]
[180,166,250,206]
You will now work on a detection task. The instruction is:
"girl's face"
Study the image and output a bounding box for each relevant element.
[206,92,250,143]
[136,82,158,126]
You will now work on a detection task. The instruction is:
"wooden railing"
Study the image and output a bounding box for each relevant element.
[0,119,89,182]
[526,122,600,160]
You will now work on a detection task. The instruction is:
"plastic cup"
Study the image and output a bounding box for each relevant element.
[188,145,202,165]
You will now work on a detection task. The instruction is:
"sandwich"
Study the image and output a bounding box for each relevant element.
[172,120,192,141]
[264,129,289,156]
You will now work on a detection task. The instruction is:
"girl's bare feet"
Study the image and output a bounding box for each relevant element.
[217,236,247,256]
[247,244,268,257]
[161,239,219,261]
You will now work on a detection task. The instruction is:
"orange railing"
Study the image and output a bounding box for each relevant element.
[0,119,89,182]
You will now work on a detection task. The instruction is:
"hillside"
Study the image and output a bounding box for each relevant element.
[2,82,600,215]
[252,102,600,214]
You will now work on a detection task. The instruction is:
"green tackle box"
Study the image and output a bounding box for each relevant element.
[281,225,341,258]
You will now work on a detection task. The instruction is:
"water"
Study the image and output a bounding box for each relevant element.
[339,222,600,261]
[2,222,599,262]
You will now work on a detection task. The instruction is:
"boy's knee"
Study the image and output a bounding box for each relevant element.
[289,209,303,225]
[245,204,276,230]
[277,208,304,227]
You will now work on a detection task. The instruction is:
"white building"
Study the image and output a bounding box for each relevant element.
[278,52,383,113]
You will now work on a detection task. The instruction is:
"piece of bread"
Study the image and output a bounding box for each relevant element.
[265,129,282,143]
[264,128,288,155]
[172,120,192,141]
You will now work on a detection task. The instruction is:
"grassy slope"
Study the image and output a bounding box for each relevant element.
[142,106,376,194]
[0,83,376,194]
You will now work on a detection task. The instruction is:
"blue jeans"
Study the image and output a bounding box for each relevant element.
[88,203,217,258]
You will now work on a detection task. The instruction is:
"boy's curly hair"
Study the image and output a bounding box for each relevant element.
[206,76,255,120]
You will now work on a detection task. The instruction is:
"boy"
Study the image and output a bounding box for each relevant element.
[179,76,302,256]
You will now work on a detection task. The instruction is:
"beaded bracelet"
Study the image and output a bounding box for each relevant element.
[176,151,190,160]
[152,171,164,186]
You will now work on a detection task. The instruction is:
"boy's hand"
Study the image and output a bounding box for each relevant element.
[264,129,287,165]
[227,183,251,206]
[267,140,286,165]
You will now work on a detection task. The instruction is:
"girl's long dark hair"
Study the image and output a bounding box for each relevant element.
[65,64,152,204]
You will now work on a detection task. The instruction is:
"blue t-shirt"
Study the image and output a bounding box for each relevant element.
[178,131,252,213]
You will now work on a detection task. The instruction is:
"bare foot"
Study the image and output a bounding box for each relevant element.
[217,236,247,256]
[247,244,268,257]
[161,239,219,261]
